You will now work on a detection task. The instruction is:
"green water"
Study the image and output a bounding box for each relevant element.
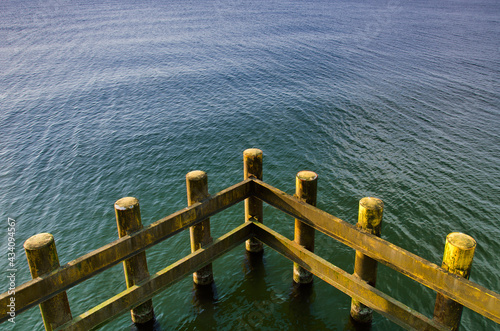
[1,0,499,329]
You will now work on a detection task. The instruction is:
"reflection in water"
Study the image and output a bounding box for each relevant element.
[1,0,499,329]
[243,249,265,276]
[190,282,219,328]
[130,316,162,331]
[289,280,332,330]
[345,315,373,331]
[289,281,315,320]
[191,281,219,310]
[241,250,269,330]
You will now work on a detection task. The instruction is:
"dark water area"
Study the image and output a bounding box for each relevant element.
[1,0,499,329]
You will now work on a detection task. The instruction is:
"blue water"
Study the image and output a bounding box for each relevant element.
[1,0,499,329]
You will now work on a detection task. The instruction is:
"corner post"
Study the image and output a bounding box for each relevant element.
[24,233,72,331]
[293,170,318,284]
[350,197,384,324]
[115,197,155,324]
[433,232,476,330]
[186,170,214,285]
[243,148,263,253]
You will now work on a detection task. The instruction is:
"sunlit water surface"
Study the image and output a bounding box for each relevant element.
[1,0,499,330]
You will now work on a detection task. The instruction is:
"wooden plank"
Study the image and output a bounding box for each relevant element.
[252,222,448,330]
[56,222,253,331]
[0,179,252,323]
[253,179,500,324]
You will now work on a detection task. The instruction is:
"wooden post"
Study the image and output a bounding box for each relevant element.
[433,232,476,330]
[350,197,384,324]
[293,170,318,284]
[24,233,72,331]
[244,148,264,253]
[186,170,214,285]
[115,197,155,324]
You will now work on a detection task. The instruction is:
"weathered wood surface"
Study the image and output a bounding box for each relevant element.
[1,176,499,328]
[244,148,264,252]
[351,197,384,323]
[56,222,253,331]
[186,170,214,285]
[0,179,252,323]
[253,222,447,330]
[114,196,155,323]
[253,179,500,324]
[24,233,72,331]
[434,232,477,330]
[293,170,318,284]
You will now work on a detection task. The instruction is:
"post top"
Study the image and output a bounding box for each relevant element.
[297,170,318,181]
[243,148,263,157]
[186,170,207,181]
[24,233,54,250]
[447,232,476,250]
[115,197,139,210]
[360,197,384,210]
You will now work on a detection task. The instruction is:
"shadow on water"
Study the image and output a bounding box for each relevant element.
[239,251,334,330]
[288,280,332,330]
[235,249,271,330]
[288,280,372,330]
[129,250,371,330]
[344,316,373,331]
[129,280,219,331]
[243,249,265,276]
[289,280,315,315]
[189,281,220,328]
[130,317,162,331]
[191,281,219,308]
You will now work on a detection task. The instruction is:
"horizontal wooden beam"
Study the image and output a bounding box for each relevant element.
[0,179,252,323]
[56,222,254,331]
[253,222,447,330]
[253,179,500,324]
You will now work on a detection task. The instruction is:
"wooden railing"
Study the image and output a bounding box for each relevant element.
[1,149,498,330]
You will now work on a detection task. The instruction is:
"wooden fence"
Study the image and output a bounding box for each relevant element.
[0,149,498,330]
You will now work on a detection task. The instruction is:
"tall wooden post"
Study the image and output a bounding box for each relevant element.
[244,148,263,253]
[350,197,384,324]
[115,197,155,324]
[293,170,318,284]
[186,170,214,285]
[24,233,72,331]
[433,232,476,330]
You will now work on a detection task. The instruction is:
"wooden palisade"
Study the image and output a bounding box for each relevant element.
[0,150,496,331]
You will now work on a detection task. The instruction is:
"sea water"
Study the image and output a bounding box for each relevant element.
[1,0,499,329]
